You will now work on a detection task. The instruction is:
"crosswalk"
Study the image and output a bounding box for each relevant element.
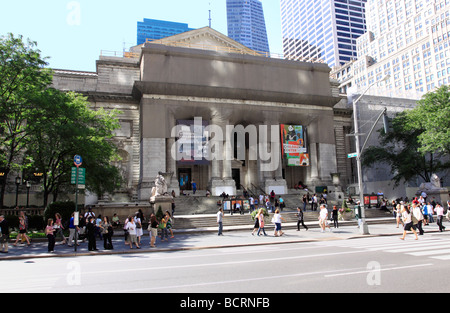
[317,235,450,261]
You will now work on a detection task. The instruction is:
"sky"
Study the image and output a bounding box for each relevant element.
[0,0,282,72]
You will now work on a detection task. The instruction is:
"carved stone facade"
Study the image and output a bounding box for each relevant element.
[52,27,354,204]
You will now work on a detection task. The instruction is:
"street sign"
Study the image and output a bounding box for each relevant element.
[74,155,82,167]
[71,167,86,185]
[347,152,358,159]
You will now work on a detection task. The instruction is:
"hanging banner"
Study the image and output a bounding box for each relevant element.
[176,119,210,165]
[280,124,309,166]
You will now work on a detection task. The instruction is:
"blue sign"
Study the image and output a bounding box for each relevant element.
[74,155,82,167]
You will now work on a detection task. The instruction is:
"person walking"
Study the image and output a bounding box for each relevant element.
[14,216,31,247]
[412,203,424,235]
[296,207,308,231]
[436,203,446,232]
[45,218,56,253]
[332,205,339,228]
[256,208,267,236]
[0,215,10,253]
[400,205,418,240]
[426,202,435,223]
[100,216,113,250]
[53,213,67,245]
[272,209,286,237]
[251,210,260,236]
[395,203,404,228]
[217,207,224,236]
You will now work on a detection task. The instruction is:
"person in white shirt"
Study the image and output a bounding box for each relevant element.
[217,208,223,236]
[435,203,446,232]
[400,205,418,240]
[412,203,424,235]
[318,204,331,232]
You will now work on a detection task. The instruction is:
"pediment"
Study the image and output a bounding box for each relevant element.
[145,27,263,56]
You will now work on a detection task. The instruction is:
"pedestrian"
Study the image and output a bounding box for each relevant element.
[67,212,79,247]
[256,208,267,236]
[435,203,446,232]
[422,203,429,225]
[412,203,424,235]
[45,218,56,253]
[332,205,339,228]
[251,210,260,235]
[395,203,404,228]
[123,216,130,245]
[86,216,98,251]
[53,213,67,245]
[296,207,308,231]
[426,202,435,223]
[125,216,141,249]
[160,215,168,241]
[319,204,331,232]
[135,212,143,245]
[302,194,308,211]
[148,213,158,247]
[272,209,286,237]
[217,207,223,236]
[165,211,174,238]
[13,216,31,247]
[400,205,418,240]
[0,215,10,253]
[100,216,113,250]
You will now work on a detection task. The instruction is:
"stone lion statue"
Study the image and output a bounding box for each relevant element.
[419,173,442,191]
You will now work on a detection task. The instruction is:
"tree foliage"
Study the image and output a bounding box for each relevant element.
[403,85,450,156]
[0,33,123,208]
[362,111,450,185]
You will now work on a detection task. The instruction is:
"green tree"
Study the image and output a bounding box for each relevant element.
[26,89,123,208]
[0,33,52,207]
[362,111,450,185]
[403,85,450,156]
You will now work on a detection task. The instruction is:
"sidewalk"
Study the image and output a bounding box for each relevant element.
[0,218,445,260]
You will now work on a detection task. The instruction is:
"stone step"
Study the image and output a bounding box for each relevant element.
[172,208,393,230]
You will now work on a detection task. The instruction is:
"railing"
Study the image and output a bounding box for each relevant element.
[0,207,45,216]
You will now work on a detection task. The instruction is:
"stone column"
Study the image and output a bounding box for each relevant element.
[166,110,180,196]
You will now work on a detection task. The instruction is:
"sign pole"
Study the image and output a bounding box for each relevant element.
[73,155,82,252]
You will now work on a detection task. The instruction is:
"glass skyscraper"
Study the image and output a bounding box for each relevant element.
[226,0,270,54]
[137,19,195,45]
[281,0,367,68]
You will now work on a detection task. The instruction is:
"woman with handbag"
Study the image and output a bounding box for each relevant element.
[400,205,418,240]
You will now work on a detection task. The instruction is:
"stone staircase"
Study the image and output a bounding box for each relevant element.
[172,207,394,231]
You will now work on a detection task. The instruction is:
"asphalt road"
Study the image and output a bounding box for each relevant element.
[2,230,450,297]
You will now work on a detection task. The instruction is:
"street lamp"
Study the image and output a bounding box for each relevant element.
[26,181,31,208]
[15,176,21,208]
[352,75,390,235]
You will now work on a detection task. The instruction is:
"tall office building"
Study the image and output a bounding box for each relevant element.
[281,0,367,67]
[226,0,270,54]
[137,19,195,45]
[352,0,450,99]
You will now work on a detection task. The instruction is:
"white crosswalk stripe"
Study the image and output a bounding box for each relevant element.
[316,236,450,261]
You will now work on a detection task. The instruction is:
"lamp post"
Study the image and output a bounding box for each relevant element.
[15,176,21,208]
[26,181,31,208]
[352,75,390,235]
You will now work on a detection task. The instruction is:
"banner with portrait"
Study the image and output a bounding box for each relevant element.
[280,124,309,166]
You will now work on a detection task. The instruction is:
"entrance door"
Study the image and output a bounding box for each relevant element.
[178,169,192,191]
[232,168,240,190]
